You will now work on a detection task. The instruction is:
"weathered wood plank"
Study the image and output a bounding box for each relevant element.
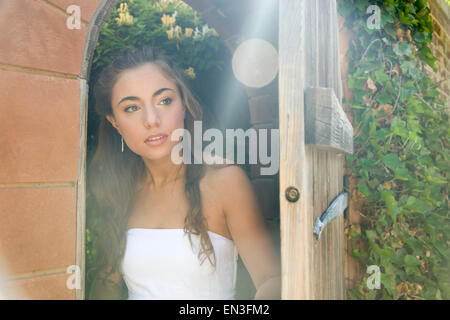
[279,0,313,299]
[280,0,347,300]
[305,0,347,300]
[305,87,353,154]
[76,79,88,300]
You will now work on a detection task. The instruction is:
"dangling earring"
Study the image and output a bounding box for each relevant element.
[121,136,124,152]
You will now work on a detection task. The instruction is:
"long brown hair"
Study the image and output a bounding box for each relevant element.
[87,45,217,293]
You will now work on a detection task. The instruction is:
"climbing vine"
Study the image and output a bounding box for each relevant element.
[338,0,449,299]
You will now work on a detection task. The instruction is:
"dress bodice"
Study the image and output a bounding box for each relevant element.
[120,228,238,300]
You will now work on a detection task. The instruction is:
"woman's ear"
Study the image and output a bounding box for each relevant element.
[106,114,120,132]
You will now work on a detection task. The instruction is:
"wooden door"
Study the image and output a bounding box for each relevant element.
[279,0,353,299]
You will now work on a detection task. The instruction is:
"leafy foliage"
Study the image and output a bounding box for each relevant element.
[338,0,449,300]
[89,0,229,108]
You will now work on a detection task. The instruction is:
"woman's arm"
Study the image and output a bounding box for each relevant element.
[253,276,282,300]
[214,165,282,300]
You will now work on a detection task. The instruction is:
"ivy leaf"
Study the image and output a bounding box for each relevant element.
[424,89,440,98]
[404,254,421,267]
[357,179,370,198]
[375,68,389,83]
[381,190,400,223]
[401,60,421,80]
[406,196,430,214]
[413,31,427,43]
[394,167,413,181]
[383,153,402,170]
[375,90,392,105]
[337,0,355,18]
[417,46,438,70]
[348,75,364,89]
[393,42,413,56]
[384,23,398,39]
[408,96,425,113]
[366,229,377,242]
[391,117,409,139]
[425,167,447,184]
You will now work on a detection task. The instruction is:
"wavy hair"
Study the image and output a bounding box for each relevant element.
[87,45,217,296]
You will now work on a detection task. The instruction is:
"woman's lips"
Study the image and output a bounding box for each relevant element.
[145,135,168,147]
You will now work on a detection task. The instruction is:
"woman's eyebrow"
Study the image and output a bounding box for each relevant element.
[152,87,175,97]
[117,88,175,107]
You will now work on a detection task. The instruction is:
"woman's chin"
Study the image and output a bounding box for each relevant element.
[139,149,174,163]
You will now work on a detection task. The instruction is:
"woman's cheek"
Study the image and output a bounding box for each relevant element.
[124,131,143,153]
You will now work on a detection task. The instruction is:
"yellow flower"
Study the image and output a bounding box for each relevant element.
[115,13,124,26]
[166,28,174,39]
[161,14,171,26]
[118,2,128,13]
[161,13,176,27]
[184,67,196,79]
[184,27,193,38]
[116,11,133,26]
[125,12,133,25]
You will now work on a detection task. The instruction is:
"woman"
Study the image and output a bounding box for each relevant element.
[88,45,281,300]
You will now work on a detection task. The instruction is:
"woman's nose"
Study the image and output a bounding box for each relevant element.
[143,104,161,128]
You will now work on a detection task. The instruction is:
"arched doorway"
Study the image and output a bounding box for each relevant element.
[81,0,280,300]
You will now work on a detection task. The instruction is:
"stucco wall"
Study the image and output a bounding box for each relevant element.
[0,0,101,299]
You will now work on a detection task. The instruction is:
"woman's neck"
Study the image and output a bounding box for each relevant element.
[142,157,186,189]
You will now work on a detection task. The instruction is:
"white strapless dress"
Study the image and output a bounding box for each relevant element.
[120,228,238,300]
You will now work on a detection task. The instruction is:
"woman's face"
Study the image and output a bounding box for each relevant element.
[107,63,186,162]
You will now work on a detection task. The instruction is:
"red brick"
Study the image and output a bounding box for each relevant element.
[0,187,77,275]
[437,37,445,50]
[0,0,87,75]
[432,19,441,37]
[0,70,80,183]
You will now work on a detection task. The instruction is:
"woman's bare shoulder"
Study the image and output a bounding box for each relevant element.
[203,164,250,195]
[203,162,245,178]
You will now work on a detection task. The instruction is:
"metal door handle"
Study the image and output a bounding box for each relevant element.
[313,191,348,240]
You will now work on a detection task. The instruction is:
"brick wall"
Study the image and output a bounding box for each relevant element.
[427,0,450,113]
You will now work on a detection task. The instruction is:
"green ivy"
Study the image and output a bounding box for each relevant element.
[338,0,449,300]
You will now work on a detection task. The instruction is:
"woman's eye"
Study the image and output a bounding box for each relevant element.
[159,97,172,105]
[125,105,138,112]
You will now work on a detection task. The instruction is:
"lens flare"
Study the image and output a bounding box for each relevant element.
[232,38,278,88]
